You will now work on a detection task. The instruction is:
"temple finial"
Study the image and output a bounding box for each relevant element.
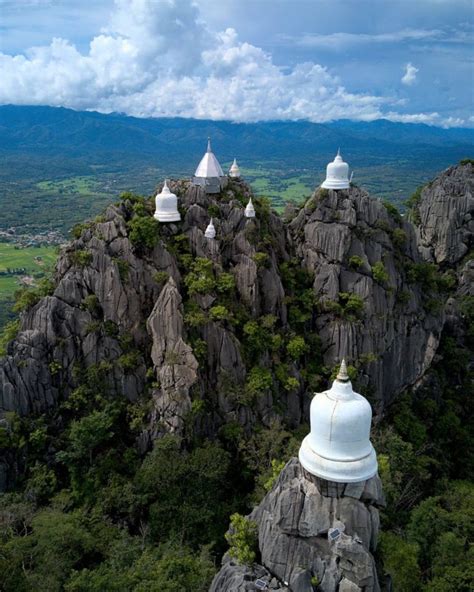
[337,147,341,157]
[336,359,349,382]
[207,137,212,152]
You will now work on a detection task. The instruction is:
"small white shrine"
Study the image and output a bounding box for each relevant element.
[299,360,378,483]
[153,179,181,223]
[229,158,241,178]
[193,138,228,194]
[204,218,216,239]
[244,197,255,218]
[321,149,351,190]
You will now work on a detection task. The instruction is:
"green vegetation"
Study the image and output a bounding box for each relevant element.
[382,200,402,223]
[286,335,309,360]
[127,214,160,250]
[70,249,93,268]
[0,319,20,356]
[348,255,364,270]
[0,244,57,329]
[375,324,473,590]
[319,292,365,321]
[372,261,389,284]
[37,176,101,194]
[225,514,258,566]
[406,185,423,225]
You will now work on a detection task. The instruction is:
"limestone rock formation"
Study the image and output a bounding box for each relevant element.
[289,185,443,406]
[415,162,474,266]
[211,458,384,592]
[1,165,472,490]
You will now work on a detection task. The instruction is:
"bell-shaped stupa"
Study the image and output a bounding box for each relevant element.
[321,149,351,190]
[153,179,181,222]
[204,218,216,239]
[229,158,241,178]
[299,360,378,483]
[244,197,255,218]
[193,138,228,194]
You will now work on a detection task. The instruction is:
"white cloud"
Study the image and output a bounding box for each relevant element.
[296,29,442,50]
[0,0,466,127]
[401,62,419,85]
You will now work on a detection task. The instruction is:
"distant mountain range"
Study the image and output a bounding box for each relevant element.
[1,105,473,164]
[0,105,473,235]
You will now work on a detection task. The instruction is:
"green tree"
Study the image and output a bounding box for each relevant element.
[225,513,258,566]
[379,531,421,592]
[135,436,231,549]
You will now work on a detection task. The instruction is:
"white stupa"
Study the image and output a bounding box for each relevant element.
[299,360,378,483]
[153,179,181,222]
[244,197,255,218]
[229,158,241,178]
[193,138,228,194]
[204,218,216,239]
[321,149,351,190]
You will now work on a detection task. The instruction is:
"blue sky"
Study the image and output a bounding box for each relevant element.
[1,0,472,126]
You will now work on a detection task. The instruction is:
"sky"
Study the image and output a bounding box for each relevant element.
[0,0,473,127]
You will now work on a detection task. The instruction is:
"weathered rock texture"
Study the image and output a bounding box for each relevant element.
[211,458,384,592]
[288,185,444,406]
[1,164,472,487]
[415,162,474,266]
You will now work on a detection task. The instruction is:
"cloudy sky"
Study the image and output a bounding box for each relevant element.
[1,0,473,127]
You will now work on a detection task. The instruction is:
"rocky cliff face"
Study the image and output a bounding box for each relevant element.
[289,186,442,406]
[0,165,472,483]
[211,458,385,592]
[415,162,473,266]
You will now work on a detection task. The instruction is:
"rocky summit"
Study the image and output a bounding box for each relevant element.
[0,162,472,590]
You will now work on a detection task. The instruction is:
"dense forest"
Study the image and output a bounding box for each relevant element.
[0,162,472,591]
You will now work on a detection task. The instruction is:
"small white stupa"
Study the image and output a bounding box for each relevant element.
[244,197,255,218]
[321,149,351,190]
[153,179,181,222]
[204,218,216,239]
[299,360,378,483]
[229,158,241,178]
[193,138,228,194]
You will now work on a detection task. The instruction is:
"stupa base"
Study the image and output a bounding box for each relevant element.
[299,435,378,483]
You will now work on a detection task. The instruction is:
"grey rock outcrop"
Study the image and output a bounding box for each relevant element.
[289,186,443,407]
[146,277,198,436]
[211,458,384,592]
[1,165,472,486]
[415,162,474,266]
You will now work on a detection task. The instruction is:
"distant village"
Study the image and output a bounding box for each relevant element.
[0,227,65,248]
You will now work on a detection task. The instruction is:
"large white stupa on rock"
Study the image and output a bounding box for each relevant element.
[153,179,181,222]
[193,138,228,194]
[321,149,351,190]
[299,360,378,483]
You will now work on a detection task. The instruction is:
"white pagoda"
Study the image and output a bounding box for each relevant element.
[153,179,181,223]
[321,149,351,190]
[193,138,228,194]
[204,218,216,239]
[299,360,378,483]
[244,197,255,218]
[229,158,241,178]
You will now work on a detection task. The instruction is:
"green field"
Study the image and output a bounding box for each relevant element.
[37,175,101,194]
[0,243,57,298]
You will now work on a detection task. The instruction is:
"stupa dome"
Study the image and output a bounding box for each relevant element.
[321,149,350,190]
[244,197,255,218]
[153,179,181,223]
[204,218,216,239]
[299,360,378,483]
[229,158,241,178]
